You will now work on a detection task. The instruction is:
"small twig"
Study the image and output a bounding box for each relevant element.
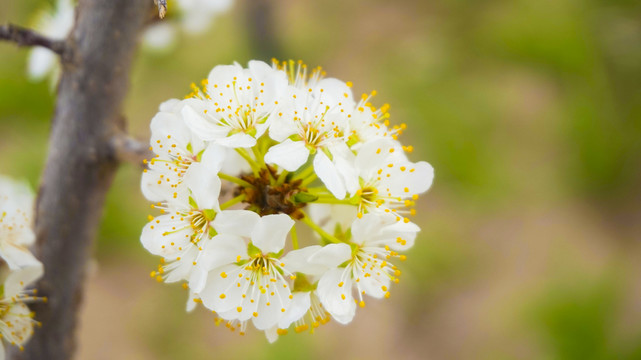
[154,0,168,19]
[0,23,68,56]
[110,133,152,168]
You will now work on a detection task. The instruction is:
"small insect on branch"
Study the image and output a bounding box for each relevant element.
[154,0,168,19]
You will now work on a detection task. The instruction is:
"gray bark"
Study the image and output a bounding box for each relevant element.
[11,0,153,359]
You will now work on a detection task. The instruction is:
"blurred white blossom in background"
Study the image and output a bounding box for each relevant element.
[27,0,74,85]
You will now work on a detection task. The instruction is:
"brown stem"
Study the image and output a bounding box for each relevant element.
[0,23,69,59]
[11,0,153,359]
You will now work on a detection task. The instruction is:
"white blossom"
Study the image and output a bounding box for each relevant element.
[350,138,434,220]
[142,153,223,285]
[315,213,418,323]
[181,61,288,148]
[197,212,300,332]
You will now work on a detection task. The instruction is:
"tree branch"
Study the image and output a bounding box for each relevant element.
[10,0,154,359]
[111,132,153,168]
[0,23,68,57]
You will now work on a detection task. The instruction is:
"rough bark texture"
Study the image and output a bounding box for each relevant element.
[12,0,152,359]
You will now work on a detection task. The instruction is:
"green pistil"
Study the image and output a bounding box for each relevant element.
[275,170,289,186]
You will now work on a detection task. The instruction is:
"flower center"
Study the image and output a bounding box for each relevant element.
[234,168,307,219]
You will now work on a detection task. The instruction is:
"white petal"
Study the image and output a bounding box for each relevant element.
[221,149,252,176]
[383,160,434,198]
[188,267,209,295]
[0,243,40,271]
[268,113,298,142]
[214,132,257,148]
[280,246,323,274]
[333,151,359,195]
[159,98,181,112]
[308,243,352,269]
[181,103,229,141]
[4,262,43,300]
[354,138,398,178]
[317,268,355,324]
[150,109,191,148]
[252,276,291,330]
[264,140,310,172]
[251,214,293,254]
[264,326,279,343]
[200,144,227,171]
[358,272,390,299]
[212,210,259,238]
[196,234,247,273]
[313,78,354,107]
[278,292,311,329]
[186,292,199,312]
[183,163,221,211]
[162,246,200,283]
[351,213,419,251]
[140,168,182,203]
[313,151,346,199]
[140,215,193,256]
[200,265,255,316]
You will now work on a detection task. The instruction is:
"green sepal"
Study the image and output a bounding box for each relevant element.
[207,226,217,238]
[333,223,352,242]
[186,142,193,154]
[196,148,205,162]
[268,249,284,258]
[293,273,315,292]
[188,196,198,209]
[203,209,216,221]
[321,147,333,160]
[247,242,262,257]
[292,192,319,204]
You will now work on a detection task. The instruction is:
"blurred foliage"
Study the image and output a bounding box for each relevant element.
[1,0,641,359]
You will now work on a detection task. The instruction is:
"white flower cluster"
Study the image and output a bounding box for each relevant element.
[0,176,45,356]
[140,60,434,341]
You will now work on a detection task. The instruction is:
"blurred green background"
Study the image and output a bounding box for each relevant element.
[2,0,641,359]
